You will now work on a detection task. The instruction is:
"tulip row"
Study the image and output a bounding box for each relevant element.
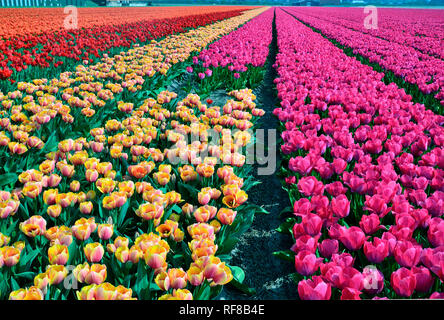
[0,7,268,174]
[0,7,253,85]
[291,7,444,60]
[284,8,444,112]
[273,8,444,300]
[0,6,257,39]
[0,8,270,300]
[189,8,275,91]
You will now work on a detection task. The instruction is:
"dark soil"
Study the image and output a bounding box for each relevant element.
[219,9,298,300]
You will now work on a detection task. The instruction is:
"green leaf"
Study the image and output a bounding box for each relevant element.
[276,217,297,234]
[10,277,20,291]
[228,278,256,296]
[210,285,223,299]
[67,241,78,265]
[53,288,62,300]
[217,237,238,254]
[40,131,58,154]
[135,262,148,298]
[177,182,198,198]
[273,250,295,262]
[149,283,161,291]
[0,173,18,187]
[216,254,231,263]
[19,248,40,269]
[195,284,211,300]
[229,266,245,283]
[279,206,294,217]
[117,200,130,229]
[15,272,35,280]
[232,208,255,236]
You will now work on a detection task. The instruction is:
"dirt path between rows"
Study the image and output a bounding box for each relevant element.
[219,9,298,300]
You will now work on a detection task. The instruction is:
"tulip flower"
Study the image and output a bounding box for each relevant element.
[46,265,68,285]
[391,267,417,297]
[294,250,322,276]
[362,266,384,294]
[84,242,105,263]
[339,226,366,251]
[318,239,339,259]
[97,224,114,240]
[85,264,107,285]
[48,244,69,265]
[1,246,21,267]
[411,266,434,293]
[79,201,93,215]
[394,240,422,268]
[9,287,43,300]
[145,245,168,269]
[298,276,331,300]
[47,204,62,218]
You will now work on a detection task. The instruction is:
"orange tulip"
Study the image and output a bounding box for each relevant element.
[85,169,99,182]
[97,224,114,240]
[159,289,193,300]
[128,245,142,264]
[168,268,188,289]
[217,208,237,225]
[1,246,20,267]
[8,141,28,155]
[198,190,211,206]
[48,244,69,265]
[96,178,116,194]
[72,223,92,241]
[22,182,42,199]
[187,222,215,241]
[128,164,148,179]
[84,242,104,263]
[20,215,46,237]
[156,220,178,238]
[136,203,164,221]
[85,264,107,285]
[9,287,43,300]
[46,265,68,285]
[47,204,62,218]
[79,201,93,215]
[70,180,81,192]
[194,205,217,223]
[155,271,170,291]
[115,246,129,263]
[187,264,204,286]
[153,171,170,186]
[33,273,49,291]
[43,189,58,205]
[144,245,168,269]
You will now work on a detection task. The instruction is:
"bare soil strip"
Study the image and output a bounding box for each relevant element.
[220,9,298,300]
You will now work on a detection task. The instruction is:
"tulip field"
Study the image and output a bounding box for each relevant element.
[0,5,443,301]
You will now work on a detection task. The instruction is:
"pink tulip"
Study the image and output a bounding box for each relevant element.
[298,276,331,300]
